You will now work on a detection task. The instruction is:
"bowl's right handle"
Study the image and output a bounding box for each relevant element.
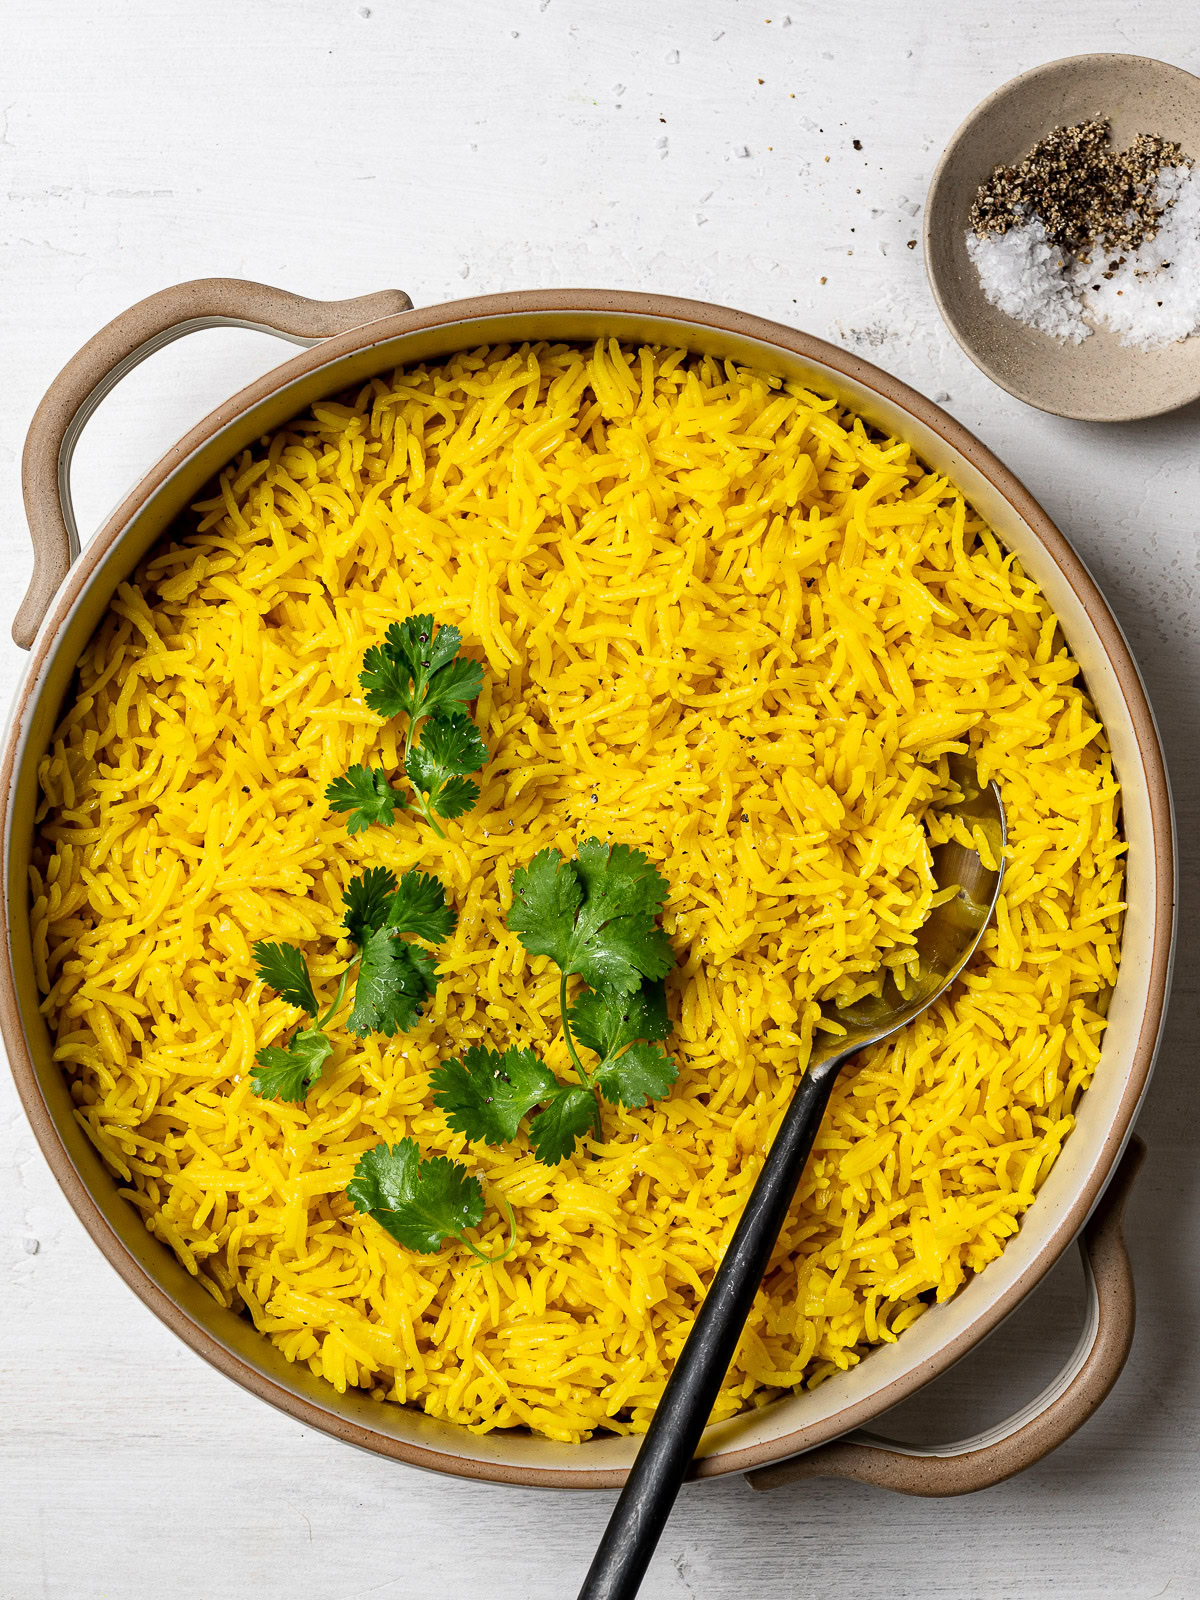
[14,277,413,649]
[746,1134,1144,1497]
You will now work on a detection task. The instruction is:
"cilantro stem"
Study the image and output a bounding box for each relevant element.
[461,1195,517,1268]
[559,972,603,1138]
[315,956,359,1030]
[404,714,446,840]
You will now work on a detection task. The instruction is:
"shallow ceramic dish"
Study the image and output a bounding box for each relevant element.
[925,53,1200,422]
[1,281,1175,1493]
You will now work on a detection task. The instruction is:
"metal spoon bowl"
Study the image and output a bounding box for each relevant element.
[579,761,1007,1600]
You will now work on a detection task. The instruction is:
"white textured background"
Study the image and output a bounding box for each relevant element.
[3,3,1199,1597]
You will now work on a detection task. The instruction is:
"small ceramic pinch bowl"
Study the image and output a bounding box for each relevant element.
[925,53,1200,421]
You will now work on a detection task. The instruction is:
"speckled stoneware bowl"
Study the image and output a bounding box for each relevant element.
[1,281,1175,1494]
[925,54,1200,422]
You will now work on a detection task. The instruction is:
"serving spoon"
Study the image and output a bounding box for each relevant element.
[578,761,1006,1600]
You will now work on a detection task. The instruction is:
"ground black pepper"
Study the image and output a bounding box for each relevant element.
[969,119,1189,261]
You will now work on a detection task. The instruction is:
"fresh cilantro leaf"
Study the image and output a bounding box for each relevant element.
[325,764,408,834]
[385,870,457,945]
[252,941,319,1015]
[593,1041,678,1109]
[346,1135,418,1213]
[251,1026,333,1103]
[360,618,483,722]
[417,616,463,675]
[567,980,670,1057]
[432,1046,561,1146]
[406,942,440,992]
[508,840,674,995]
[419,655,486,717]
[346,926,438,1037]
[343,866,399,945]
[359,642,412,721]
[347,1138,485,1254]
[506,848,583,964]
[576,839,671,924]
[430,775,481,821]
[406,713,488,820]
[410,712,489,778]
[528,1087,599,1165]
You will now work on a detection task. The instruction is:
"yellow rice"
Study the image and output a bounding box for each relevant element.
[32,340,1125,1442]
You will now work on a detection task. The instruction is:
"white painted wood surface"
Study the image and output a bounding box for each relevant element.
[3,3,1199,1596]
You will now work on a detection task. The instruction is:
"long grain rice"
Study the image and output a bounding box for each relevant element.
[32,340,1125,1441]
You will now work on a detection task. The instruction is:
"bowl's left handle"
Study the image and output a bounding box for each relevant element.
[14,277,414,649]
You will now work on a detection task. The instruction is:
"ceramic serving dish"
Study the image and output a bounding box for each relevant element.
[1,281,1174,1492]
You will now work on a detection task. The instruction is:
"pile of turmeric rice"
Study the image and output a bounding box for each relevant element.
[32,341,1125,1442]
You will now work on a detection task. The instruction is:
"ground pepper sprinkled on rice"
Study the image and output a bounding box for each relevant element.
[32,341,1125,1441]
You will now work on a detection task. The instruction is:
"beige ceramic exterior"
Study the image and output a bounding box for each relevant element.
[924,53,1200,422]
[0,284,1174,1492]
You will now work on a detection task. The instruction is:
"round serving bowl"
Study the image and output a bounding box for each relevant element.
[1,282,1175,1492]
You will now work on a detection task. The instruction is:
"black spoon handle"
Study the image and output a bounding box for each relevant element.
[577,1052,846,1600]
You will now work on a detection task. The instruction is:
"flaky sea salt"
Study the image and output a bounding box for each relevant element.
[966,216,1090,342]
[967,165,1200,351]
[1074,166,1200,349]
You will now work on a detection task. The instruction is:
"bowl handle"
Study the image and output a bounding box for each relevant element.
[745,1133,1144,1497]
[13,277,414,649]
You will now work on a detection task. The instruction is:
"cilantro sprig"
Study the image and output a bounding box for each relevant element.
[250,867,455,1102]
[327,616,488,839]
[406,711,489,822]
[431,841,678,1164]
[568,981,676,1109]
[346,1137,514,1265]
